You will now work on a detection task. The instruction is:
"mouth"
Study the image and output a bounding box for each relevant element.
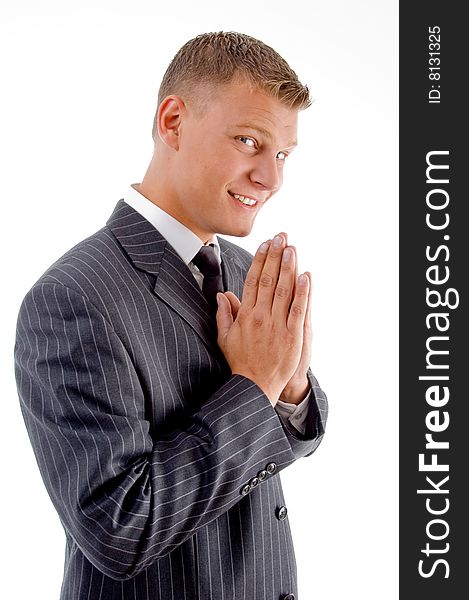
[228,190,263,208]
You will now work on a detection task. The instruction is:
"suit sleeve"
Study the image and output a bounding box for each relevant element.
[276,368,328,458]
[14,282,325,580]
[275,373,328,456]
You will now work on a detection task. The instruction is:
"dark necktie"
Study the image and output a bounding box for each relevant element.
[192,244,224,313]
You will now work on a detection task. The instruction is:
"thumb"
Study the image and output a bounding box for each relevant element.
[224,291,241,319]
[215,292,234,342]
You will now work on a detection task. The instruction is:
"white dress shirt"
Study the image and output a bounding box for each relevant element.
[124,184,311,435]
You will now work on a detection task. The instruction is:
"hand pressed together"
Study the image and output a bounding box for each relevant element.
[216,232,312,407]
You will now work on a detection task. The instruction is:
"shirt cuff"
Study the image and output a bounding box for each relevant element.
[275,390,312,436]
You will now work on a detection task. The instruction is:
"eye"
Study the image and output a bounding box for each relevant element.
[238,136,256,148]
[276,151,288,161]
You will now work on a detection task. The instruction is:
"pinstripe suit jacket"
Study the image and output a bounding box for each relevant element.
[14,199,328,600]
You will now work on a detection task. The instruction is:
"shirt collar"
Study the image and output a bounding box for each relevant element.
[123,184,221,265]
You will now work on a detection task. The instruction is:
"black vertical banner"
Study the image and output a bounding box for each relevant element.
[400,3,467,598]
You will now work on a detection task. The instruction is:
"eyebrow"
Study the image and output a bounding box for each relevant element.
[234,122,298,148]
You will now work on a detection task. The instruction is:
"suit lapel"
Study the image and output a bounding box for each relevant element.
[106,200,246,354]
[220,242,245,300]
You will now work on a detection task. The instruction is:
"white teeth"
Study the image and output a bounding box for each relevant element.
[233,193,257,206]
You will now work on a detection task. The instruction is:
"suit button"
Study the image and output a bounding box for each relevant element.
[266,462,277,475]
[282,594,295,600]
[240,484,251,496]
[277,505,288,520]
[257,469,268,481]
[249,476,260,489]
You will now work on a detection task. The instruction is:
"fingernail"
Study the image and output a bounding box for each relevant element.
[282,247,292,262]
[258,241,270,254]
[216,293,222,305]
[273,235,283,248]
[299,273,308,285]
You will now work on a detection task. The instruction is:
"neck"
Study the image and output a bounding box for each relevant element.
[135,155,213,245]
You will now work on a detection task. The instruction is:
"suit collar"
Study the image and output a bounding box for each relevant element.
[106,199,245,353]
[124,185,222,266]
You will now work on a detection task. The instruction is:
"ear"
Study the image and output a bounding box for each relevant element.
[156,95,186,150]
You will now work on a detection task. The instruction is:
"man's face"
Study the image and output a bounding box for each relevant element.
[173,78,299,241]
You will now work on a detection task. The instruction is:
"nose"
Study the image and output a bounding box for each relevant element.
[249,154,282,194]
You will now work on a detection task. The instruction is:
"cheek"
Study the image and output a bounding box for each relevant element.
[187,156,212,187]
[183,143,248,191]
[217,151,252,181]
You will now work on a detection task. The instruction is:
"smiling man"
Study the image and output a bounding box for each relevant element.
[141,70,298,241]
[14,32,328,600]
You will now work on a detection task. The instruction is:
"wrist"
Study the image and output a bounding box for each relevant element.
[231,370,280,407]
[280,376,309,405]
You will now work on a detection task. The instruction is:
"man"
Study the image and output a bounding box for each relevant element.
[14,32,328,600]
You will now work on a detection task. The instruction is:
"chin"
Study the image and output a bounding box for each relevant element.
[221,223,254,238]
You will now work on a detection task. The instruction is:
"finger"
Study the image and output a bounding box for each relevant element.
[304,272,313,330]
[302,272,313,359]
[291,243,298,306]
[287,273,310,335]
[271,245,297,321]
[224,291,241,320]
[215,292,234,342]
[255,232,287,311]
[240,239,272,310]
[283,232,294,300]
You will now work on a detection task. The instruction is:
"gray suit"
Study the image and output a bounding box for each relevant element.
[14,199,328,600]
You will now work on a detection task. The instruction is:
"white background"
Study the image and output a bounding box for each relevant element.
[0,1,398,598]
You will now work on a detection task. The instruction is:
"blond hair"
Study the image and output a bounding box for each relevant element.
[152,31,311,142]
